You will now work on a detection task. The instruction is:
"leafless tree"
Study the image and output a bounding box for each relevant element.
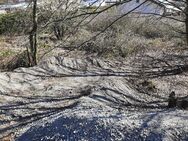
[144,0,187,43]
[27,0,187,66]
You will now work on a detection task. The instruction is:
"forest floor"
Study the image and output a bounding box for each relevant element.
[0,39,188,140]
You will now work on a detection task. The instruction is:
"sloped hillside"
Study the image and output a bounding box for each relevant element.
[0,55,188,141]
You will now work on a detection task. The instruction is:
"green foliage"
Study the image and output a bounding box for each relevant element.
[0,50,16,59]
[0,12,31,35]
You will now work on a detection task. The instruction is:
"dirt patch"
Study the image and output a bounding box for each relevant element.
[0,54,187,140]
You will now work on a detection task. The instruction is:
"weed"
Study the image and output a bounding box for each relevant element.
[0,50,16,59]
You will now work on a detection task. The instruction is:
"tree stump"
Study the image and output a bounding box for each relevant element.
[168,91,188,110]
[168,91,177,108]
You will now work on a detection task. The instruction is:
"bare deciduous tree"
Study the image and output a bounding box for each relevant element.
[26,0,187,66]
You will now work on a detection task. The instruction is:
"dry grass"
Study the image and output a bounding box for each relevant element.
[0,11,186,70]
[55,11,183,59]
[0,50,29,72]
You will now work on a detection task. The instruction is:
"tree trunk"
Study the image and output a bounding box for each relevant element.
[186,0,188,45]
[28,0,37,66]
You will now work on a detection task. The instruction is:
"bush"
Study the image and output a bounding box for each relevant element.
[0,12,31,35]
[0,10,61,35]
[82,17,149,58]
[80,13,184,58]
[0,50,29,71]
[0,50,16,59]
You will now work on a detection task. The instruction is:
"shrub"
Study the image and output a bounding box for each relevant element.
[0,12,31,35]
[0,50,16,59]
[0,50,29,71]
[81,13,185,58]
[117,36,147,58]
[0,10,55,35]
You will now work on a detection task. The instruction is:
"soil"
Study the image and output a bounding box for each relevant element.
[0,48,187,140]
